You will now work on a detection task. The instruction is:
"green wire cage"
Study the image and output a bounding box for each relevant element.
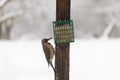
[53,20,74,44]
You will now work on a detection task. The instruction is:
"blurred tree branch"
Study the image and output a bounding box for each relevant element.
[0,0,23,39]
[0,0,9,8]
[0,10,22,23]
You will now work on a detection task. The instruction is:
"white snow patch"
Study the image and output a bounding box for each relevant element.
[0,39,120,80]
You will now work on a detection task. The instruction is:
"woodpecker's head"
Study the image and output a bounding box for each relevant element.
[41,37,52,44]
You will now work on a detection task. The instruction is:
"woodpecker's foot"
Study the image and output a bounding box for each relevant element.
[55,69,57,72]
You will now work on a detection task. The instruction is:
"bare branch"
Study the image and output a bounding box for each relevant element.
[102,19,116,38]
[0,10,23,23]
[0,0,9,8]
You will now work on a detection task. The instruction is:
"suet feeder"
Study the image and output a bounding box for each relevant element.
[53,20,74,44]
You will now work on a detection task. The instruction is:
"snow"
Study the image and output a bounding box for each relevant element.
[0,39,120,80]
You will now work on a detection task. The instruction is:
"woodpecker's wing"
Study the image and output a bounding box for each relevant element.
[48,43,54,59]
[43,43,54,66]
[43,43,50,65]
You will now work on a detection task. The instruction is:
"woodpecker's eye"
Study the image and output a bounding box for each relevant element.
[45,39,48,42]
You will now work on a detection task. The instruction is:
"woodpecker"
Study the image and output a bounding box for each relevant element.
[41,38,55,72]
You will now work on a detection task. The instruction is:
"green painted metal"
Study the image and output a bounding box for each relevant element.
[53,20,74,44]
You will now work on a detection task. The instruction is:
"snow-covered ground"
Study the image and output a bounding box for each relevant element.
[0,39,120,80]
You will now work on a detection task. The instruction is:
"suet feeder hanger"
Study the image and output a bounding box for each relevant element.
[53,20,74,44]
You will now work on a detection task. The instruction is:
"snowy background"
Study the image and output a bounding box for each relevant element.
[0,0,120,80]
[0,0,120,39]
[1,39,120,80]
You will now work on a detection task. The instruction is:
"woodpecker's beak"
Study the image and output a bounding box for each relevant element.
[48,37,52,40]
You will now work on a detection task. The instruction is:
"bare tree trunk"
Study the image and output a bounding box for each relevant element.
[0,24,1,39]
[0,0,23,40]
[6,26,11,40]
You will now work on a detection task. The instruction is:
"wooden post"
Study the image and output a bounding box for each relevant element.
[55,0,70,80]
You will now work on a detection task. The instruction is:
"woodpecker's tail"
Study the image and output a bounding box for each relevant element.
[50,63,56,72]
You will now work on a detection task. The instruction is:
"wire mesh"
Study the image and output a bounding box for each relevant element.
[53,20,74,44]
